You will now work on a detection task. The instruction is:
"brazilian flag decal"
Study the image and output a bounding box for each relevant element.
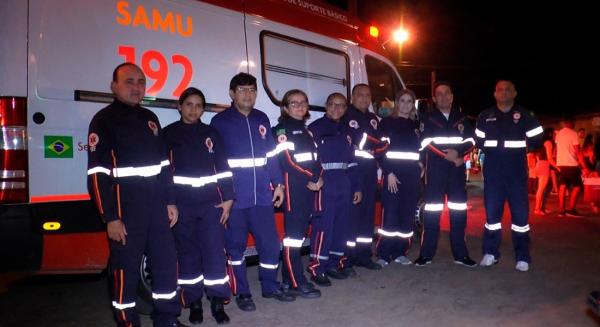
[44,135,73,158]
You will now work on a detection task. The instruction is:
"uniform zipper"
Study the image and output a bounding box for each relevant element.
[245,116,257,205]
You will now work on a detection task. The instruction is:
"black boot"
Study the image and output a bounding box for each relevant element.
[210,297,230,324]
[188,298,203,325]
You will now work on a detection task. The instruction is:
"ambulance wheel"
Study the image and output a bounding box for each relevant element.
[136,255,154,315]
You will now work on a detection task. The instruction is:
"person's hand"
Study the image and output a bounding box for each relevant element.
[454,156,464,167]
[316,177,324,189]
[107,220,127,245]
[353,191,362,205]
[273,185,285,207]
[215,200,234,225]
[307,182,319,191]
[444,149,459,162]
[387,173,400,194]
[167,204,178,228]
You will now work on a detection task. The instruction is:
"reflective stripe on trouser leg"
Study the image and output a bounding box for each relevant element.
[447,164,469,259]
[482,167,506,259]
[197,203,231,299]
[326,174,352,271]
[282,180,312,287]
[173,205,204,307]
[351,162,378,265]
[377,166,420,261]
[225,208,250,295]
[507,176,531,262]
[247,205,281,294]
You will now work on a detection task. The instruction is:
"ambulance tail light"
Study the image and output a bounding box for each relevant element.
[0,96,28,204]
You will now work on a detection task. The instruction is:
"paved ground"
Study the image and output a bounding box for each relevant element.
[1,176,599,326]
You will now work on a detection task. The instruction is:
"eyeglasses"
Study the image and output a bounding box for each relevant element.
[288,101,308,108]
[327,102,347,109]
[236,87,257,94]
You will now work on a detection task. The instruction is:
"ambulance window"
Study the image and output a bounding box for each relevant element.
[260,31,350,111]
[364,55,402,114]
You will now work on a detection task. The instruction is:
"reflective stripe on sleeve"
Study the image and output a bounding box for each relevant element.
[355,150,375,159]
[385,151,420,160]
[504,140,526,148]
[227,158,267,168]
[266,142,295,157]
[87,166,111,175]
[356,237,373,243]
[526,126,543,138]
[485,223,502,231]
[227,259,244,266]
[475,128,486,138]
[112,160,170,178]
[511,224,530,233]
[173,172,233,187]
[329,251,344,256]
[294,152,313,162]
[359,133,368,149]
[346,241,356,247]
[484,140,498,147]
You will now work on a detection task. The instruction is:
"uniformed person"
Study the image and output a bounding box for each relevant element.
[87,63,183,327]
[416,81,477,267]
[342,84,387,273]
[307,93,362,286]
[475,80,543,272]
[210,73,295,312]
[375,89,422,267]
[272,89,322,298]
[163,87,232,324]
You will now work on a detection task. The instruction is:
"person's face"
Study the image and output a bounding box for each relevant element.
[396,93,414,118]
[578,129,586,138]
[179,94,204,124]
[229,85,257,112]
[325,95,347,121]
[494,81,517,105]
[111,65,146,106]
[284,93,309,120]
[433,85,453,111]
[351,85,372,112]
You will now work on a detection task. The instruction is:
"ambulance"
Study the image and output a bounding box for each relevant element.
[0,0,405,274]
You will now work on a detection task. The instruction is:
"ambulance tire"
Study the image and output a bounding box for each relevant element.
[136,255,154,315]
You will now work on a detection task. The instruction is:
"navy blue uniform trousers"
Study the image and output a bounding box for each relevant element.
[225,205,280,295]
[348,160,378,266]
[109,179,179,327]
[174,200,230,307]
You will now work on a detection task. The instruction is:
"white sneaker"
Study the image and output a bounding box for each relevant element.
[480,254,498,267]
[375,259,389,268]
[393,256,412,265]
[515,261,529,272]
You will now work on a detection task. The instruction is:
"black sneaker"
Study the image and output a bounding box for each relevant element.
[414,256,432,266]
[262,288,296,302]
[565,210,584,218]
[311,273,332,287]
[341,266,357,277]
[235,294,256,312]
[454,256,477,268]
[188,298,203,324]
[356,261,383,270]
[326,268,348,280]
[287,283,321,299]
[210,297,230,324]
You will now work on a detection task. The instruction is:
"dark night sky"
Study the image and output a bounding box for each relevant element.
[355,0,600,118]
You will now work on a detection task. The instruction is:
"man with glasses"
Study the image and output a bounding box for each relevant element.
[307,93,362,286]
[210,73,295,312]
